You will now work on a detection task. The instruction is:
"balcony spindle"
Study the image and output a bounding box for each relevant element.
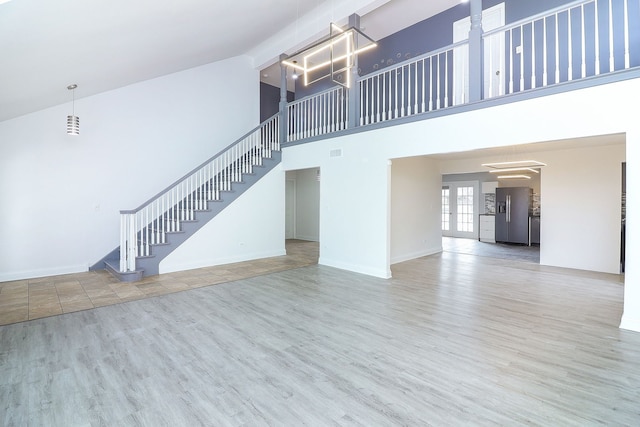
[609,0,614,72]
[444,55,449,107]
[509,28,514,93]
[543,16,548,86]
[595,0,601,75]
[555,13,560,83]
[520,26,525,89]
[436,55,441,109]
[568,10,574,81]
[581,5,587,78]
[624,0,630,69]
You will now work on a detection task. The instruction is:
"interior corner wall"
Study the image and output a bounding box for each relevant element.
[0,55,259,282]
[391,156,442,264]
[159,167,286,274]
[540,143,625,274]
[282,142,392,279]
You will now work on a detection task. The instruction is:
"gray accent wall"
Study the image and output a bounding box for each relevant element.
[260,82,294,122]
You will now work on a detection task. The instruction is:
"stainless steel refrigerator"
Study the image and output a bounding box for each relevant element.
[495,187,532,244]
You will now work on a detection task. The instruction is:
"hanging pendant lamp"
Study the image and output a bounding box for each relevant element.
[66,84,79,135]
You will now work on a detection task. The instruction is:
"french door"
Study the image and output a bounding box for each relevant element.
[442,181,479,239]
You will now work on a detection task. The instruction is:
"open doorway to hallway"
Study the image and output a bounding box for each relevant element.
[285,168,320,264]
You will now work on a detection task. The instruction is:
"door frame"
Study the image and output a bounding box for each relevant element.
[442,180,480,239]
[285,178,297,239]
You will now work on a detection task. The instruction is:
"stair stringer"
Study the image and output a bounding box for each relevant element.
[134,151,282,277]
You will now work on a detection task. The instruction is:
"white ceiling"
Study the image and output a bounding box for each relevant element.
[0,0,460,122]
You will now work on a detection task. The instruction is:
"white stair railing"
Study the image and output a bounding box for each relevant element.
[119,114,280,273]
[358,42,466,126]
[484,0,636,96]
[286,86,349,142]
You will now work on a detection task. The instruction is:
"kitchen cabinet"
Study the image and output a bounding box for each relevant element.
[479,214,496,243]
[481,181,499,194]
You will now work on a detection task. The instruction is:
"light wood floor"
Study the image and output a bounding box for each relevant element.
[2,243,639,425]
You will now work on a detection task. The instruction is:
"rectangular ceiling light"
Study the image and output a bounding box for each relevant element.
[489,167,540,174]
[497,174,532,179]
[482,160,547,168]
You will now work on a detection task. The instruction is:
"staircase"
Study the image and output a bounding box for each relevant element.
[92,115,281,282]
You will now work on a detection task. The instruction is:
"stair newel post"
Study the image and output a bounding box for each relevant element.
[131,212,139,266]
[119,210,137,272]
[119,212,126,271]
[279,53,289,144]
[468,0,484,102]
[347,14,361,130]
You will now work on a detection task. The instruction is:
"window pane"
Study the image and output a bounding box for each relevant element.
[456,186,473,232]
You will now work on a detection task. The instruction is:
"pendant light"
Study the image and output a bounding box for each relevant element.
[66,84,79,135]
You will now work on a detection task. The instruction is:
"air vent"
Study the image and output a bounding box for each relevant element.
[330,148,343,158]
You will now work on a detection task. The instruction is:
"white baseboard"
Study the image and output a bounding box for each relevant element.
[294,235,319,242]
[0,264,88,282]
[159,249,287,275]
[391,246,442,265]
[620,315,640,333]
[318,257,391,279]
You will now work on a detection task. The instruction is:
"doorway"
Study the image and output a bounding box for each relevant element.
[285,168,320,242]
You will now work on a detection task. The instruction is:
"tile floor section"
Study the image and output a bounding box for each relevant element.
[0,240,319,326]
[0,238,541,326]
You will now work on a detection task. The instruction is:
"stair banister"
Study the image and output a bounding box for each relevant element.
[119,114,280,273]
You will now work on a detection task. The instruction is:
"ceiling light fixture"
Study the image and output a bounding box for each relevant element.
[66,84,79,136]
[281,22,376,88]
[482,160,547,168]
[497,174,532,180]
[489,167,540,174]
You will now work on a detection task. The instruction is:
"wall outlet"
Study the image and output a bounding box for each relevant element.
[515,45,523,54]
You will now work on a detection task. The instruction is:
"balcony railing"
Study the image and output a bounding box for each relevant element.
[283,0,639,143]
[485,0,636,96]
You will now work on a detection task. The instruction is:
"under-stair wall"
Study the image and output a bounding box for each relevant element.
[96,115,282,281]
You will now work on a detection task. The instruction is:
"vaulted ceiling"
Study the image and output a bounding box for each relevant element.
[0,0,460,123]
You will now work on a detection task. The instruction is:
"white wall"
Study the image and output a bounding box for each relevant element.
[160,167,286,273]
[540,144,624,273]
[282,77,639,290]
[391,156,442,264]
[283,142,392,278]
[621,130,640,332]
[0,55,259,281]
[286,168,320,241]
